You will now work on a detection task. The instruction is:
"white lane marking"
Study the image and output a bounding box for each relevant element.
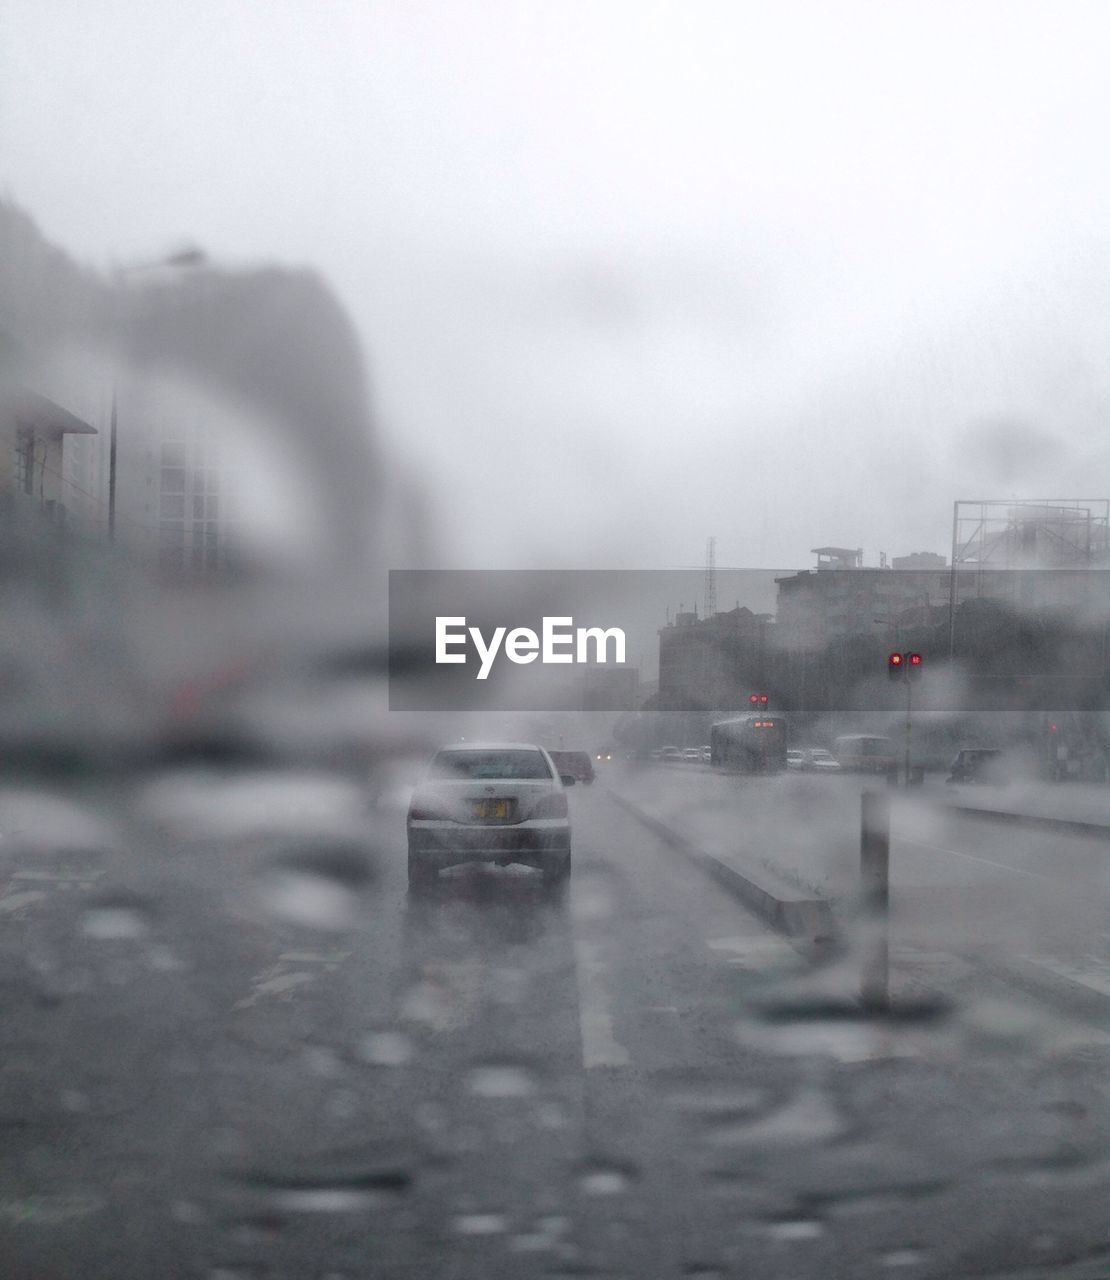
[572,938,631,1069]
[894,838,1056,882]
[1022,954,1110,999]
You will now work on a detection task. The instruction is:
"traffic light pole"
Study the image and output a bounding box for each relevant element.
[904,677,912,786]
[887,653,920,785]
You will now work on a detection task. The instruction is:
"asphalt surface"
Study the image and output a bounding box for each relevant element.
[2,771,1109,1279]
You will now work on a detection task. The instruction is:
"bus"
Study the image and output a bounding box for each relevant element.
[710,714,788,773]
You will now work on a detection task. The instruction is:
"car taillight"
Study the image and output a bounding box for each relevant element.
[408,803,445,821]
[532,793,568,819]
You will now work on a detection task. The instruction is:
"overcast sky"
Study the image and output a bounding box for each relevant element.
[3,1,1110,570]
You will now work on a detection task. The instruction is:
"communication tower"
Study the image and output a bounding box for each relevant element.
[704,535,717,620]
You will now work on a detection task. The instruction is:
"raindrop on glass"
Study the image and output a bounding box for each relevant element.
[256,842,374,931]
[466,1065,535,1098]
[452,1212,508,1235]
[577,1163,635,1196]
[765,1219,826,1242]
[358,1031,412,1067]
[880,1248,928,1268]
[80,903,151,940]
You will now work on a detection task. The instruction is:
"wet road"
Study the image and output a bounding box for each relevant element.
[2,775,1109,1278]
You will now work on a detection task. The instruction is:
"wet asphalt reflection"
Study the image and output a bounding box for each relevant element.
[1,777,1109,1278]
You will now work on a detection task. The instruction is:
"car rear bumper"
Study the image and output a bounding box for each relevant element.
[408,821,571,870]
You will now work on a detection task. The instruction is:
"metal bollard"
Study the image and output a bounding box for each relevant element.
[860,789,890,1011]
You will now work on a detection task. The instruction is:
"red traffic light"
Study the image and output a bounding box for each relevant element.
[749,693,759,704]
[889,651,922,680]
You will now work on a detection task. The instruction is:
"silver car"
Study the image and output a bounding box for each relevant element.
[407,743,572,887]
[788,747,841,772]
[802,747,841,772]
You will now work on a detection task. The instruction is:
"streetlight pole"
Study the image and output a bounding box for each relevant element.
[105,247,205,544]
[107,383,118,541]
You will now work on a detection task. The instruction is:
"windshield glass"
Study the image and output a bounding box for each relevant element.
[4,7,1110,1279]
[429,749,553,780]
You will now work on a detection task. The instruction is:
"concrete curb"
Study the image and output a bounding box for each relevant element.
[939,803,1110,842]
[608,790,837,943]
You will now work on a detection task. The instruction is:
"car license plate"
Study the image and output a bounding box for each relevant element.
[470,798,511,820]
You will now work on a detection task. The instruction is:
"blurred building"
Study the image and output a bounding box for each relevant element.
[582,665,639,712]
[657,605,773,711]
[892,551,946,570]
[21,370,249,575]
[0,199,388,582]
[812,545,863,570]
[0,379,97,527]
[775,546,951,647]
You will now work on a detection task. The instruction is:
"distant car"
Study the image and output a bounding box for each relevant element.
[791,746,843,772]
[698,745,712,763]
[548,750,595,784]
[661,746,682,762]
[682,747,701,762]
[947,748,1006,785]
[834,734,897,774]
[407,743,572,887]
[594,748,614,763]
[802,748,840,772]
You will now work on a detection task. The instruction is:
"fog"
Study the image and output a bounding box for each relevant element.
[5,2,1110,568]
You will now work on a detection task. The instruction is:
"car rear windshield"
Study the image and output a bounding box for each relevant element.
[429,749,553,780]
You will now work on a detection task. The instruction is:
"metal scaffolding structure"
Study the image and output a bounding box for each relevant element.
[947,498,1110,658]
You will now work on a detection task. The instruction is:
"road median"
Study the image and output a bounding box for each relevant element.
[937,800,1110,841]
[607,788,837,945]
